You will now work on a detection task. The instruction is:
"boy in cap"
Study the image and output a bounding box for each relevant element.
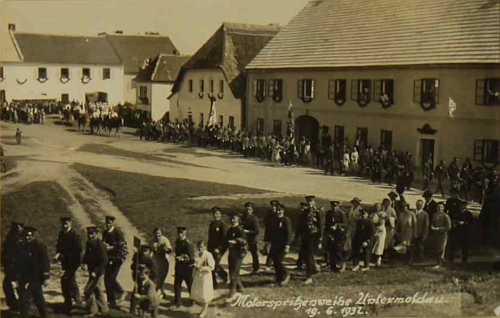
[130,266,159,318]
[225,212,247,302]
[18,226,50,318]
[325,201,347,272]
[102,215,128,308]
[242,202,260,274]
[265,204,292,286]
[83,226,109,317]
[447,199,474,264]
[2,221,24,313]
[208,207,228,289]
[54,217,83,314]
[173,227,195,308]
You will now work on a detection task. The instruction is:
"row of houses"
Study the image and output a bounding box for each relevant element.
[1,0,499,168]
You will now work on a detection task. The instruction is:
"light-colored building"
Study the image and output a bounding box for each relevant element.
[101,33,180,104]
[169,22,280,129]
[0,30,124,104]
[246,0,500,168]
[133,54,190,121]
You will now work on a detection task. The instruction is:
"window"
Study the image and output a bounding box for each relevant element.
[351,79,371,106]
[189,80,193,93]
[373,79,394,108]
[298,79,315,102]
[219,80,224,94]
[334,125,345,144]
[414,79,439,110]
[200,80,205,93]
[199,113,204,125]
[61,94,69,104]
[38,67,47,80]
[219,115,223,126]
[356,127,368,148]
[60,68,69,79]
[380,130,393,151]
[253,79,267,102]
[273,120,282,137]
[256,118,265,134]
[476,78,500,106]
[229,116,234,128]
[139,86,148,104]
[102,68,111,80]
[268,79,283,102]
[328,79,347,106]
[210,80,214,93]
[82,68,91,79]
[474,139,499,164]
[0,66,4,79]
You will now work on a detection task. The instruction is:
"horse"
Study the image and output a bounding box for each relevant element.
[89,116,102,135]
[77,113,88,133]
[106,116,122,137]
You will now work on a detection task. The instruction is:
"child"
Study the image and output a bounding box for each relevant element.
[15,128,22,145]
[130,266,159,318]
[191,241,215,318]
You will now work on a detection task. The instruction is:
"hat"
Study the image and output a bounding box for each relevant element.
[23,226,37,234]
[388,191,399,198]
[211,207,222,213]
[11,221,24,227]
[60,217,72,222]
[422,190,433,198]
[86,226,99,234]
[176,227,187,232]
[305,195,316,201]
[277,204,286,210]
[330,201,340,205]
[350,197,361,204]
[105,215,116,222]
[270,200,279,206]
[244,202,254,208]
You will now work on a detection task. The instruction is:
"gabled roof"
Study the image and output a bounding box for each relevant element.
[171,22,280,99]
[133,54,190,83]
[8,33,122,65]
[103,34,179,74]
[247,0,500,69]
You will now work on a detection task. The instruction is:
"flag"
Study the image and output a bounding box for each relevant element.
[208,96,217,126]
[287,100,294,138]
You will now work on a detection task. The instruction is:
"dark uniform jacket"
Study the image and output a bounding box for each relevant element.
[174,239,194,272]
[265,216,292,250]
[423,199,438,228]
[18,239,50,284]
[242,214,260,245]
[450,209,474,237]
[83,239,109,277]
[1,230,23,277]
[56,228,82,270]
[325,210,347,246]
[207,220,228,252]
[103,227,128,263]
[353,219,374,245]
[445,198,461,220]
[225,226,248,256]
[295,209,325,241]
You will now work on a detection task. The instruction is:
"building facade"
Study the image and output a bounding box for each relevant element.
[246,0,500,168]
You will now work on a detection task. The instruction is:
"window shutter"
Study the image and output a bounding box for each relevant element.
[311,80,315,98]
[476,79,485,105]
[474,140,484,162]
[253,80,257,97]
[434,79,440,103]
[298,80,303,99]
[413,79,421,103]
[328,80,335,99]
[373,80,381,101]
[351,80,359,100]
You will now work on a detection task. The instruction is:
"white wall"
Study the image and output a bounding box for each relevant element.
[123,73,137,104]
[151,82,172,121]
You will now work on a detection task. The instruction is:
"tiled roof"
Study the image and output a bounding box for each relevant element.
[247,0,500,69]
[103,34,179,74]
[171,22,280,98]
[10,33,122,65]
[133,54,190,83]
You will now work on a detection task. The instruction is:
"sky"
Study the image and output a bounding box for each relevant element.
[0,0,309,55]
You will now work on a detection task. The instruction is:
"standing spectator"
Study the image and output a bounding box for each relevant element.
[226,213,247,302]
[350,147,359,175]
[382,198,397,254]
[422,156,434,190]
[422,190,438,230]
[414,200,429,263]
[324,144,334,176]
[151,228,172,299]
[396,204,417,264]
[351,209,374,272]
[324,201,347,272]
[431,203,451,269]
[434,160,448,197]
[370,203,387,267]
[265,204,292,285]
[191,241,215,318]
[342,149,351,176]
[2,222,24,314]
[242,202,260,274]
[447,199,474,264]
[172,227,195,308]
[345,197,362,254]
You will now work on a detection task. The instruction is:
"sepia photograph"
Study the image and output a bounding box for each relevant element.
[0,0,500,317]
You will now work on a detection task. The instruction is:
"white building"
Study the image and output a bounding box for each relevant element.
[132,54,190,121]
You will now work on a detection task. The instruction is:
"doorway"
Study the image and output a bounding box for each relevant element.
[295,115,320,151]
[420,139,435,169]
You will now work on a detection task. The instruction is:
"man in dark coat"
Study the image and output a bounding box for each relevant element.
[172,227,194,308]
[225,213,248,302]
[1,221,24,313]
[445,188,461,221]
[82,226,109,316]
[325,201,347,272]
[264,200,279,271]
[54,217,83,314]
[242,202,260,274]
[265,204,292,286]
[18,226,50,318]
[351,210,374,272]
[102,215,128,308]
[447,199,475,264]
[422,190,438,229]
[208,207,228,288]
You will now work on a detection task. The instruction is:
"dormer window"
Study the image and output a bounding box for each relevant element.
[414,78,439,111]
[268,79,283,103]
[476,78,500,106]
[253,79,267,102]
[351,79,371,107]
[328,79,346,106]
[298,79,315,103]
[373,79,394,108]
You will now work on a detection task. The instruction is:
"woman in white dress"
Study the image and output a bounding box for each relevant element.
[350,147,359,174]
[191,241,215,318]
[370,203,387,267]
[342,150,351,175]
[344,197,362,254]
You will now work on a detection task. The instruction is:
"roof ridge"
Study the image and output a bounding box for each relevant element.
[14,32,102,39]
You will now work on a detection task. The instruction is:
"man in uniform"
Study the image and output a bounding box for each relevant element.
[264,200,279,272]
[54,216,83,314]
[102,215,128,308]
[18,226,50,318]
[265,204,292,286]
[172,227,194,308]
[294,195,324,284]
[351,210,374,272]
[242,202,260,274]
[447,199,474,264]
[208,207,228,289]
[295,202,309,270]
[82,226,109,317]
[445,188,462,221]
[226,213,247,302]
[325,201,347,272]
[2,222,24,313]
[422,190,438,228]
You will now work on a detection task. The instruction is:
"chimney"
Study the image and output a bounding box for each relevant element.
[8,23,16,32]
[115,30,123,34]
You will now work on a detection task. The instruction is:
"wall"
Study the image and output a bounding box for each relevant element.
[151,82,172,121]
[246,66,500,167]
[169,69,242,128]
[123,73,138,104]
[0,62,124,104]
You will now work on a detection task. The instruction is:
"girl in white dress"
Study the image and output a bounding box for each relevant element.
[191,241,215,318]
[370,203,387,267]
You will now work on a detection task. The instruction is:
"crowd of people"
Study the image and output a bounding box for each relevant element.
[1,101,53,124]
[3,177,500,318]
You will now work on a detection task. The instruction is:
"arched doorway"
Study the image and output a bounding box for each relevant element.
[295,115,320,152]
